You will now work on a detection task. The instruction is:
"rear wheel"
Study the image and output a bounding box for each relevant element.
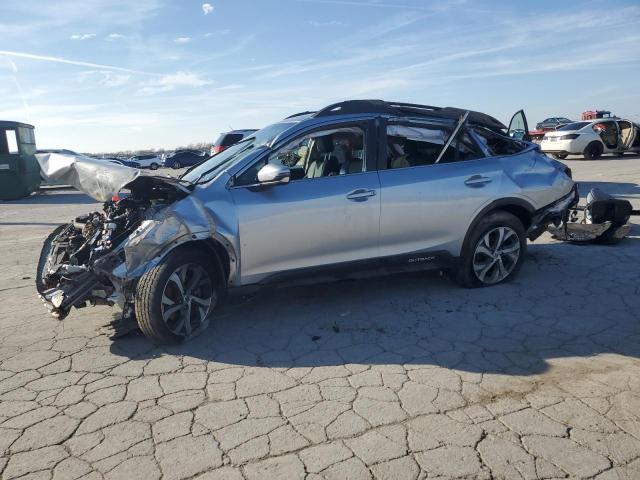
[552,153,568,159]
[135,249,219,344]
[455,211,526,288]
[150,162,159,170]
[172,161,182,169]
[583,142,603,160]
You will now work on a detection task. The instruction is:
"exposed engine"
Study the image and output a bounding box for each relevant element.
[36,175,190,319]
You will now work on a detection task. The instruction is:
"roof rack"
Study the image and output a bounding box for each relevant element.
[285,111,316,119]
[312,99,507,132]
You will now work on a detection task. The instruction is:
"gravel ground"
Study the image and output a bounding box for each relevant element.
[0,154,639,479]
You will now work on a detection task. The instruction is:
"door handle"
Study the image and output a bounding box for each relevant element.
[464,175,492,187]
[346,189,376,201]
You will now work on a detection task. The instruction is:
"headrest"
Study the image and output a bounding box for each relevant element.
[315,135,334,154]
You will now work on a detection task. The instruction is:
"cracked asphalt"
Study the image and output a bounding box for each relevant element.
[0,155,639,480]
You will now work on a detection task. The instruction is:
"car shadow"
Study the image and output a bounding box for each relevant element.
[110,239,640,377]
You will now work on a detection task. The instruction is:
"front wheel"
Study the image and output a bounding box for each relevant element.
[135,249,219,344]
[455,211,526,288]
[150,163,159,170]
[172,161,182,169]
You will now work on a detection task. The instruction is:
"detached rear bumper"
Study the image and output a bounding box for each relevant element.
[527,186,579,240]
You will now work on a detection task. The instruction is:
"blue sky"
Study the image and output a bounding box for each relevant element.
[1,0,639,152]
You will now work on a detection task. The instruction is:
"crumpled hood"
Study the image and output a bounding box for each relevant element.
[36,152,141,202]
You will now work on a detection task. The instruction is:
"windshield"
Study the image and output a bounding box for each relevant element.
[182,121,297,184]
[557,122,589,131]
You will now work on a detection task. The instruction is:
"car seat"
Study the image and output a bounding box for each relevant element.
[306,136,339,178]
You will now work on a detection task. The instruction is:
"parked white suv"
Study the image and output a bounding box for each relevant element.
[130,154,162,169]
[541,119,640,160]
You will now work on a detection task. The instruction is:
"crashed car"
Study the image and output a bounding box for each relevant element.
[36,100,577,344]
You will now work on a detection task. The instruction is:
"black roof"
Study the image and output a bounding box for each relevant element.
[311,99,507,131]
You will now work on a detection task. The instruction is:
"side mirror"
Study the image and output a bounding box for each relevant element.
[257,163,290,185]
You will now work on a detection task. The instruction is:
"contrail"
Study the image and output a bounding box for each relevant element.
[0,50,156,75]
[3,56,31,123]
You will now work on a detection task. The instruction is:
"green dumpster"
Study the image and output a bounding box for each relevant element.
[0,121,41,200]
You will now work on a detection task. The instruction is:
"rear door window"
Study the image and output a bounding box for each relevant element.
[386,124,483,169]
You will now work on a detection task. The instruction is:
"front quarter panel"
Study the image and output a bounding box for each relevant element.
[101,172,240,288]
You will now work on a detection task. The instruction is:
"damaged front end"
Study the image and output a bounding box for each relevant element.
[35,172,210,320]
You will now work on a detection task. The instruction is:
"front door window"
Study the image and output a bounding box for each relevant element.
[236,126,366,186]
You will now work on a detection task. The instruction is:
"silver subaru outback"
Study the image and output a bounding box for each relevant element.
[37,100,577,344]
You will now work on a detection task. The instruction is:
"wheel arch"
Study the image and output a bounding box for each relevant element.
[461,198,535,254]
[164,238,233,289]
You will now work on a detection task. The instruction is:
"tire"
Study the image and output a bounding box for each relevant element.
[583,142,603,160]
[172,161,181,169]
[455,211,527,288]
[36,224,67,294]
[135,249,220,344]
[150,163,159,170]
[552,153,568,160]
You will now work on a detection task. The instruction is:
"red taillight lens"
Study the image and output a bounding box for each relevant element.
[213,145,224,154]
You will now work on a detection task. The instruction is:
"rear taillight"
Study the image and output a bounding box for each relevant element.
[560,134,579,140]
[212,145,225,154]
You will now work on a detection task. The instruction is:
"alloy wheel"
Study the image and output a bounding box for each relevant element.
[472,226,520,284]
[160,263,215,338]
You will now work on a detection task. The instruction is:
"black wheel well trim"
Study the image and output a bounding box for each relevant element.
[160,237,235,289]
[461,198,535,254]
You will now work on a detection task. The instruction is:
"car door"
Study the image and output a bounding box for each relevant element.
[617,120,637,150]
[378,120,503,260]
[230,121,381,284]
[507,109,531,141]
[593,120,618,151]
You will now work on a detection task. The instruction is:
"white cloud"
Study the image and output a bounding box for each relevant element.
[138,71,210,95]
[204,29,230,37]
[70,33,96,40]
[202,3,214,15]
[77,70,130,87]
[101,72,130,87]
[174,37,191,44]
[105,33,124,41]
[307,20,345,27]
